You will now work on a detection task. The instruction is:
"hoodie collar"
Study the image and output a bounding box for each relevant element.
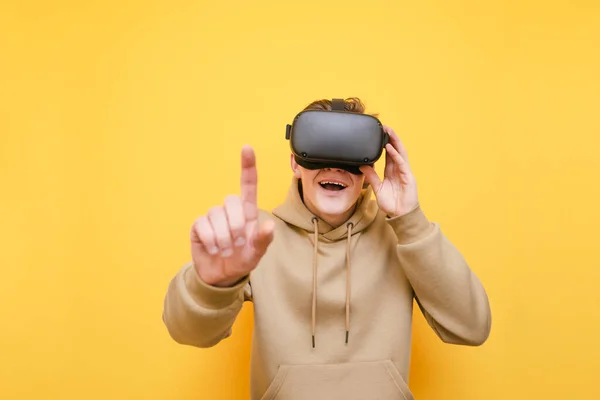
[272,177,379,241]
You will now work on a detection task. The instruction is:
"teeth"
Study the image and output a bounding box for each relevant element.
[321,181,346,188]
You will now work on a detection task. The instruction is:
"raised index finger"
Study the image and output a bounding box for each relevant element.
[240,145,258,221]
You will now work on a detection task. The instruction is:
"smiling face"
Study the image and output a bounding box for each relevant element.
[291,97,376,227]
[291,155,365,227]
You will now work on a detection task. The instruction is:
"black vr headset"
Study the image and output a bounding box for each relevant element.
[285,98,389,175]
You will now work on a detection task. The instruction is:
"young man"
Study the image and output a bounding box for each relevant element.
[162,98,491,400]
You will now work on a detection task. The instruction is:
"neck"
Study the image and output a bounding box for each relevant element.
[305,200,357,228]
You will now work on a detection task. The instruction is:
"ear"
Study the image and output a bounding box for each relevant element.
[290,154,302,179]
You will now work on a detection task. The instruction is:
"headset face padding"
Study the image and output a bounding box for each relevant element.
[293,155,366,175]
[285,103,388,175]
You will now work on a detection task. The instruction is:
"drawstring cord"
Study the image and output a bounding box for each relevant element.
[311,217,319,348]
[310,217,354,348]
[345,222,353,344]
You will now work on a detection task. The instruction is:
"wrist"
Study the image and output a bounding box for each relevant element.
[386,204,432,244]
[212,275,247,288]
[184,264,249,310]
[386,203,420,219]
[195,264,247,288]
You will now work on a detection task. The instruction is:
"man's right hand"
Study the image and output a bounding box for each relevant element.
[190,145,275,287]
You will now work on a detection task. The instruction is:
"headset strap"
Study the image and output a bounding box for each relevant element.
[331,98,345,111]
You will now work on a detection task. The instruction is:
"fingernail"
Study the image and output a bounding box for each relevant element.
[221,248,233,258]
[208,247,219,255]
[235,237,246,247]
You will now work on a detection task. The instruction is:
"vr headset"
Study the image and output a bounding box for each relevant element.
[285,98,389,175]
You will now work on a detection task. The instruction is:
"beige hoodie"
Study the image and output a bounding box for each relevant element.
[162,178,491,400]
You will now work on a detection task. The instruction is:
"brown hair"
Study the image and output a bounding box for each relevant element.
[302,97,379,117]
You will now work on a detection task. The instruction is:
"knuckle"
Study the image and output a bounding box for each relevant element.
[224,194,240,204]
[197,228,214,243]
[208,205,221,213]
[229,221,245,235]
[195,215,208,226]
[192,217,206,235]
[225,197,243,213]
[215,233,232,246]
[225,200,245,220]
[194,216,213,232]
[207,206,224,218]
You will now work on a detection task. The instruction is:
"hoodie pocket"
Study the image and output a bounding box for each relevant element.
[260,360,413,400]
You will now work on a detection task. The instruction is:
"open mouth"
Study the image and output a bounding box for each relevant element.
[319,181,348,191]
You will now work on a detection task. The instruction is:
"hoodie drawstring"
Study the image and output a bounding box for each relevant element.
[311,217,319,348]
[345,222,353,344]
[310,217,354,348]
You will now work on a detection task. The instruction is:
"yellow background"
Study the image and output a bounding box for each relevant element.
[1,0,599,399]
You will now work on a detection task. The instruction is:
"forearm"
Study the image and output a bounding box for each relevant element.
[388,207,492,345]
[162,262,249,348]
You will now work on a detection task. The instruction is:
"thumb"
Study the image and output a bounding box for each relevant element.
[250,219,275,258]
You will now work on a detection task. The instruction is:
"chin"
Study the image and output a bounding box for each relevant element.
[297,166,364,221]
[311,184,360,217]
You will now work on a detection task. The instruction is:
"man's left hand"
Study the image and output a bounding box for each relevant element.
[359,126,419,218]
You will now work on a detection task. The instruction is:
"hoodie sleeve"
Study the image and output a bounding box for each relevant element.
[386,206,492,346]
[162,262,251,348]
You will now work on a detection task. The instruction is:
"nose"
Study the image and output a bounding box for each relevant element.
[324,167,346,173]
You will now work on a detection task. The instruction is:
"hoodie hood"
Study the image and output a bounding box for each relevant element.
[271,177,381,347]
[272,177,380,241]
